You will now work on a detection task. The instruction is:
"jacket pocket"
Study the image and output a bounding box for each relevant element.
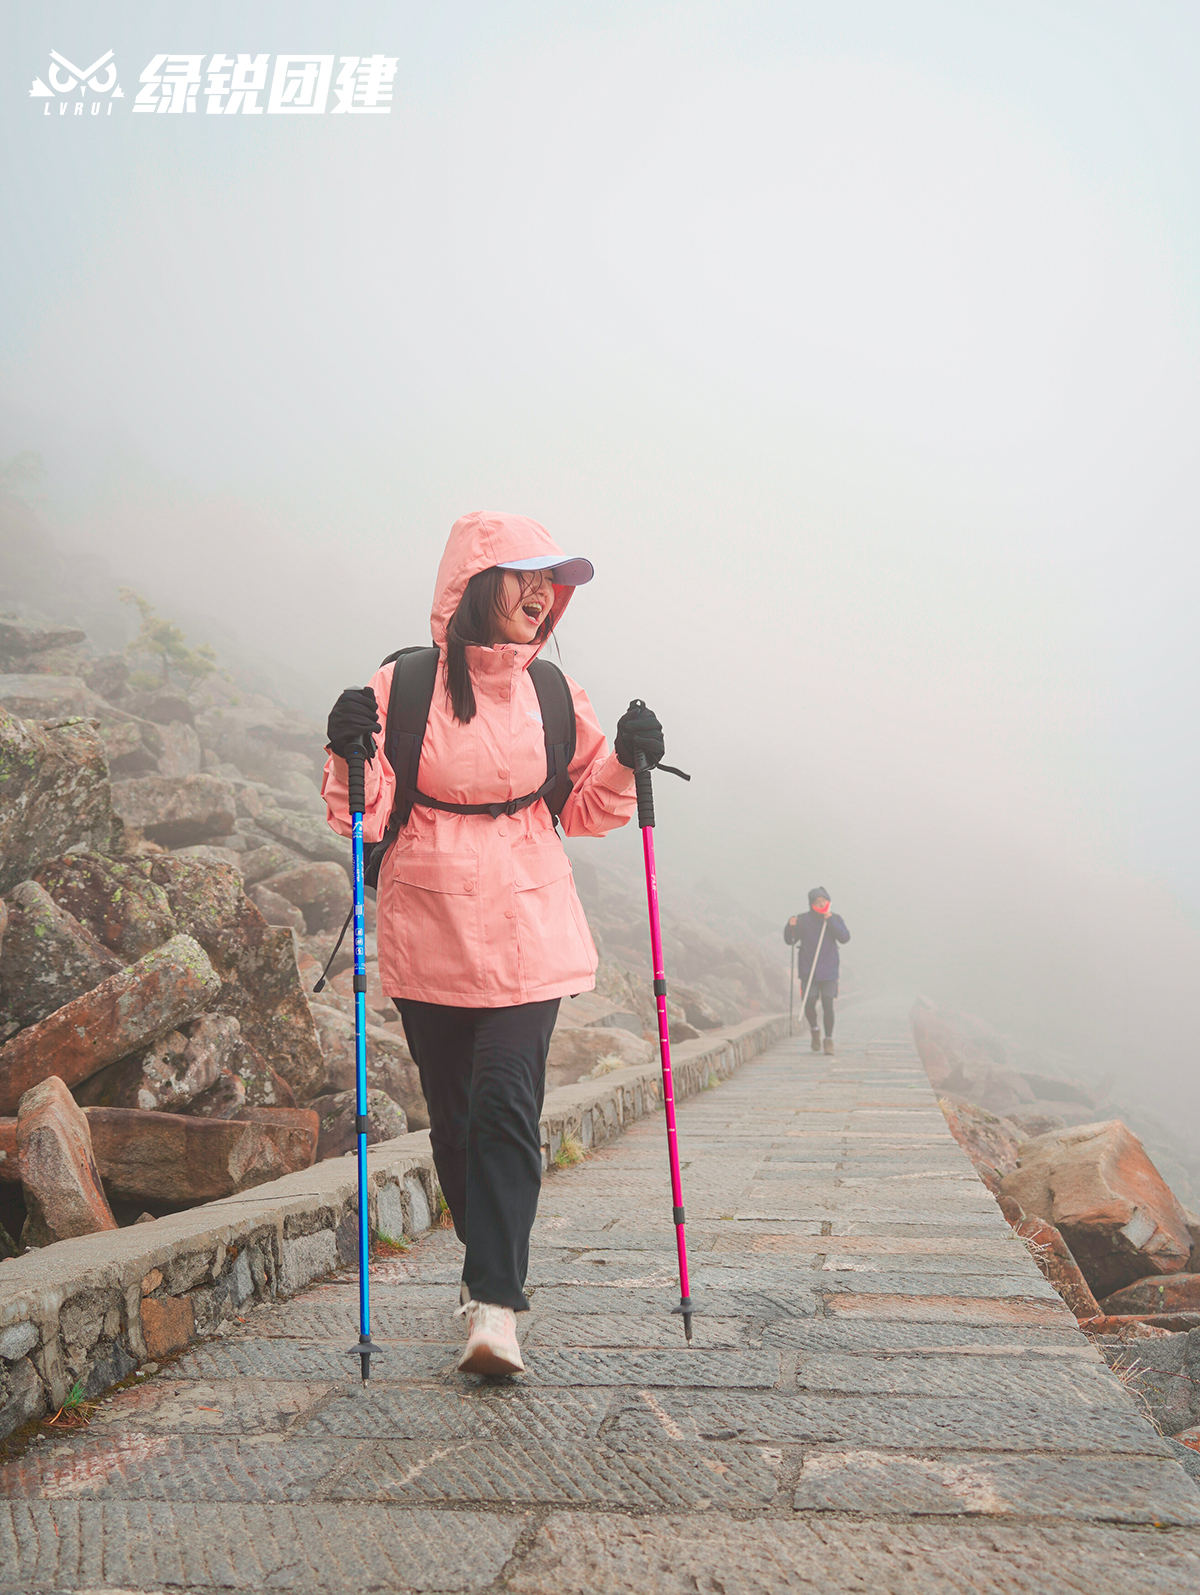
[511,844,595,986]
[384,850,482,993]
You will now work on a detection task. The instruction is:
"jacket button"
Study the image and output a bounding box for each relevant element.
[505,909,514,919]
[500,688,509,700]
[497,826,507,837]
[464,882,475,893]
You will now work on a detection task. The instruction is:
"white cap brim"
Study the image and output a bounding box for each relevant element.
[498,554,594,585]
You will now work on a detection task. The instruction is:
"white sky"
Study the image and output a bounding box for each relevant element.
[3,2,1199,1118]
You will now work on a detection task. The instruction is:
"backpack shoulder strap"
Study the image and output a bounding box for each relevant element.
[381,645,440,829]
[527,658,577,824]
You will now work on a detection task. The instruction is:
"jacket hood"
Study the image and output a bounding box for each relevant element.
[430,511,577,654]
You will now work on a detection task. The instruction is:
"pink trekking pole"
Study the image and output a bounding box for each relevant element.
[629,701,695,1344]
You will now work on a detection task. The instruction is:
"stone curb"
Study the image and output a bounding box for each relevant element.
[0,1013,786,1436]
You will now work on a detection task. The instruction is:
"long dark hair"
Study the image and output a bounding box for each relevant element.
[445,568,556,723]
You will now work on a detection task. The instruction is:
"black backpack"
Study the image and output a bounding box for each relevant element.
[364,645,576,888]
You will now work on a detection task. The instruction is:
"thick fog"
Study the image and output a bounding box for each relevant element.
[4,3,1199,1128]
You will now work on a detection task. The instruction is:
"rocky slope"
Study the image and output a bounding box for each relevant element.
[914,996,1200,1476]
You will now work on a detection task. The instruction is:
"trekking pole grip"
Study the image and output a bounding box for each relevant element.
[633,750,655,829]
[345,738,370,817]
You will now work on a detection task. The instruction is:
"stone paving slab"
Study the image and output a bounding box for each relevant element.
[603,1389,1173,1452]
[792,1448,1200,1523]
[2,1001,1197,1593]
[0,1501,523,1592]
[508,1514,1200,1595]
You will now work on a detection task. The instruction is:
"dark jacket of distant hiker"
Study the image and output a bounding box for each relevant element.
[789,910,850,984]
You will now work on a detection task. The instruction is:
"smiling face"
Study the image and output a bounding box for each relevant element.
[490,568,556,645]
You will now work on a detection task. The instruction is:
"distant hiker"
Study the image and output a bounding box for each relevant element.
[784,888,850,1055]
[323,512,665,1377]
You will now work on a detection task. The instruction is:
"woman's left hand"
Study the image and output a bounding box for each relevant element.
[615,702,665,769]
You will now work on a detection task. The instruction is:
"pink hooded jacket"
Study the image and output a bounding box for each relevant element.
[322,512,637,1006]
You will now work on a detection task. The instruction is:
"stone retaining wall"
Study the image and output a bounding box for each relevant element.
[0,1014,786,1438]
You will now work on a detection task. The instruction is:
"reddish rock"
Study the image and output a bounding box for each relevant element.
[0,1116,16,1183]
[1011,1211,1101,1320]
[259,862,351,934]
[0,708,117,894]
[85,1105,317,1203]
[1000,1119,1192,1299]
[0,880,122,1034]
[1099,1274,1200,1316]
[0,934,220,1115]
[249,884,306,934]
[309,1003,428,1129]
[308,1089,407,1162]
[36,852,176,962]
[937,1094,1021,1195]
[17,1075,118,1246]
[111,773,236,848]
[140,1294,194,1358]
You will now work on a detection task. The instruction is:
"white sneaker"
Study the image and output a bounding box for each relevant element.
[454,1300,525,1375]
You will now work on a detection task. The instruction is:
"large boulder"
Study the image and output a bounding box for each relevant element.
[0,934,219,1114]
[74,1012,240,1113]
[0,881,122,1036]
[239,842,304,887]
[36,853,176,962]
[937,1094,1020,1195]
[148,855,324,1100]
[0,621,87,672]
[85,1105,317,1203]
[546,1024,654,1090]
[0,709,117,893]
[309,1003,427,1128]
[254,805,349,869]
[308,1089,407,1162]
[0,675,97,719]
[155,721,202,778]
[1100,1274,1200,1316]
[259,861,351,934]
[17,1075,118,1247]
[248,884,306,934]
[1000,1119,1193,1299]
[110,773,236,847]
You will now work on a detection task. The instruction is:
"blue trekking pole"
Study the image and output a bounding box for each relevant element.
[343,736,380,1385]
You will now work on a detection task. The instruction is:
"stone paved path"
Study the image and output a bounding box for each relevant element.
[3,999,1200,1592]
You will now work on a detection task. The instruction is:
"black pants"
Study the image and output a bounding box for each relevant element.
[395,997,559,1312]
[803,979,836,1036]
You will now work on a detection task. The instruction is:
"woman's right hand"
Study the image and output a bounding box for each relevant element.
[326,686,380,760]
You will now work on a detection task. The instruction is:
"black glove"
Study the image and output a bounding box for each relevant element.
[326,686,380,761]
[615,702,665,769]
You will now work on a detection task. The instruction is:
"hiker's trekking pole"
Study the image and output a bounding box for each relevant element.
[628,702,695,1344]
[788,940,796,1036]
[800,917,829,1037]
[343,736,379,1385]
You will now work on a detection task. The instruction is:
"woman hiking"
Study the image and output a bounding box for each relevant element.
[321,511,665,1376]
